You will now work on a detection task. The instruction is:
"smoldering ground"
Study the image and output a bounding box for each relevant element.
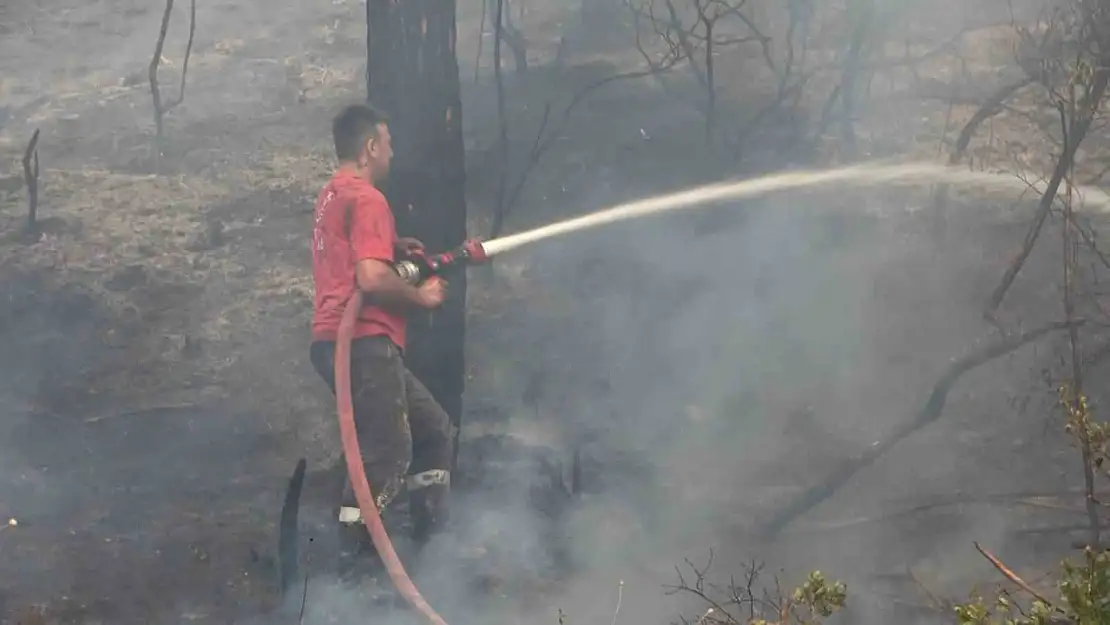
[0,163,1088,625]
[266,171,1088,625]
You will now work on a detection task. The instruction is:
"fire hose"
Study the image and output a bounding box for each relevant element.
[334,239,488,625]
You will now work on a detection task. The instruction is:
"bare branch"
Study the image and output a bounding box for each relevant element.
[974,542,1060,610]
[487,50,681,237]
[985,71,1108,317]
[474,0,488,84]
[149,0,196,138]
[21,128,40,233]
[490,0,510,238]
[760,320,1087,539]
[931,78,1034,238]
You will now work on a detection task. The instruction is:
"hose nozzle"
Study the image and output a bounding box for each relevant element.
[393,238,490,285]
[459,238,489,265]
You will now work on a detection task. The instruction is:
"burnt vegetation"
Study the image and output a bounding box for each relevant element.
[7,0,1110,622]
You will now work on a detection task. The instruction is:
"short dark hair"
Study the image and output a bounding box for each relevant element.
[332,103,388,162]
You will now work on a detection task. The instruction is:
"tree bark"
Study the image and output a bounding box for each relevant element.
[366,0,469,472]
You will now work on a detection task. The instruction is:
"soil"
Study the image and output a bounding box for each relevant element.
[3,0,1110,624]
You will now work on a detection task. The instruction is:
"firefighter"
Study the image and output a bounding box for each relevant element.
[307,103,453,590]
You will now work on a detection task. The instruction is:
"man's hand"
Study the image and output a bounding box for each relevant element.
[416,277,448,309]
[395,237,425,256]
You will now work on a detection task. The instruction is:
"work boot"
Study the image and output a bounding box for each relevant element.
[336,514,376,580]
[337,529,396,606]
[336,507,401,608]
[409,482,450,545]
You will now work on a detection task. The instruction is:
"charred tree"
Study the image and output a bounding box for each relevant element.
[366,0,469,472]
[149,0,196,139]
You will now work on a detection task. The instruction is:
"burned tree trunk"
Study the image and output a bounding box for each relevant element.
[366,0,469,471]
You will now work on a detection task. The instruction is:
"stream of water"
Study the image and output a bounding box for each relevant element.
[480,160,1110,257]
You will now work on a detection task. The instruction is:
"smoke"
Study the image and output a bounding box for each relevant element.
[399,163,1076,625]
[256,146,1089,624]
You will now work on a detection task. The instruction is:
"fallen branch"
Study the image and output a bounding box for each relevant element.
[787,490,1089,533]
[83,401,195,424]
[1015,522,1110,537]
[759,321,1083,539]
[149,0,197,138]
[973,542,1059,610]
[299,572,309,625]
[907,567,955,615]
[21,128,40,232]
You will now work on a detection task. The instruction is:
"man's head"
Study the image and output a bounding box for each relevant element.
[332,103,393,184]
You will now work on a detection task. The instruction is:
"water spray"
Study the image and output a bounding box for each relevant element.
[480,160,1110,256]
[330,158,1110,624]
[393,160,1110,271]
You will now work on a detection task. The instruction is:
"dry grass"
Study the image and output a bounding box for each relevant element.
[1,168,218,278]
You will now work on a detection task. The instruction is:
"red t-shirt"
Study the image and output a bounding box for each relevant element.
[310,169,406,348]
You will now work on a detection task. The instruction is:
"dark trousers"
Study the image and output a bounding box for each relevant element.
[310,335,453,551]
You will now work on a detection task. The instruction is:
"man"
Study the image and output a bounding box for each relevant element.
[308,103,453,586]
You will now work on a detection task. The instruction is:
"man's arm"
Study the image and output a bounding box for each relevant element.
[355,258,430,309]
[351,193,433,310]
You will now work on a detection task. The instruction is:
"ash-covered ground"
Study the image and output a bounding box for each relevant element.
[2,0,1109,624]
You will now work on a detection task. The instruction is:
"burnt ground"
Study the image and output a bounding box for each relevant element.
[3,0,1110,623]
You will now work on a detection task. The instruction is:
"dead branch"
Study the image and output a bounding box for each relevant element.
[787,490,1091,534]
[907,567,957,616]
[808,18,1012,156]
[664,554,774,624]
[984,74,1107,318]
[950,79,1034,165]
[666,555,847,624]
[931,78,1034,238]
[935,66,961,158]
[836,0,875,159]
[1062,124,1100,547]
[491,0,510,237]
[986,2,1110,316]
[21,128,40,233]
[731,1,812,156]
[149,0,197,138]
[1015,521,1110,539]
[759,320,1085,539]
[298,572,309,624]
[973,542,1060,610]
[487,47,682,237]
[631,0,766,140]
[149,0,173,136]
[1061,208,1110,272]
[474,0,488,83]
[486,0,527,73]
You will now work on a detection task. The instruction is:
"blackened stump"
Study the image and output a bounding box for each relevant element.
[366,0,468,471]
